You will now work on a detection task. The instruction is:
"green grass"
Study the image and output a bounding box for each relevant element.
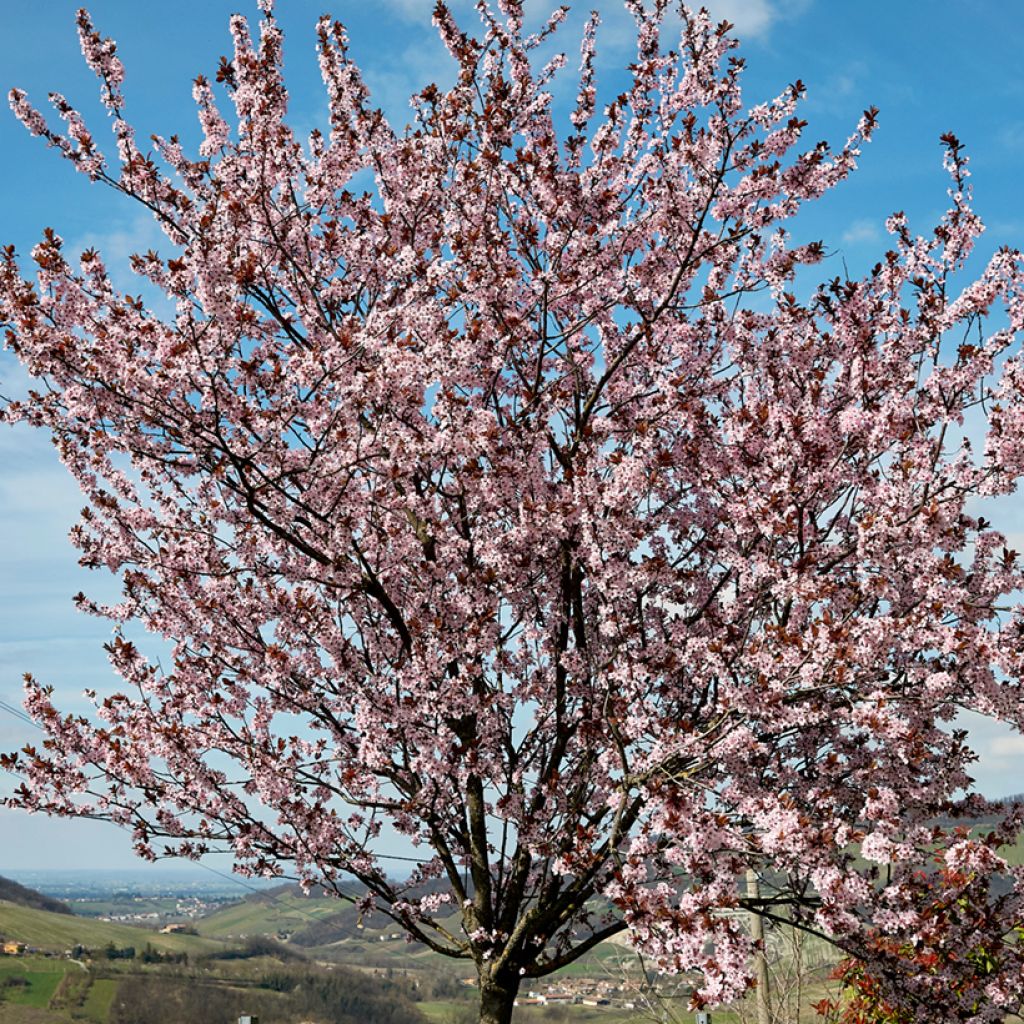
[0,957,66,1008]
[995,829,1024,867]
[194,892,343,939]
[80,978,117,1023]
[0,1006,70,1023]
[0,901,223,956]
[416,999,463,1022]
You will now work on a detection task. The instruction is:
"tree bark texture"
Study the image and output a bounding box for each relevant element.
[478,969,521,1024]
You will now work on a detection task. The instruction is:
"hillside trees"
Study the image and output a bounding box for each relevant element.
[3,2,1024,1021]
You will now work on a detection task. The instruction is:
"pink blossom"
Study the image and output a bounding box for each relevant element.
[3,4,1024,1020]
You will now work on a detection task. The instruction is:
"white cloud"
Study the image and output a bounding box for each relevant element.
[955,711,1024,800]
[378,0,426,18]
[376,0,474,25]
[363,39,460,124]
[998,122,1024,152]
[802,59,872,118]
[990,734,1024,757]
[703,0,776,39]
[630,0,813,44]
[354,0,818,135]
[73,211,172,300]
[841,218,881,246]
[826,72,857,99]
[377,0,808,46]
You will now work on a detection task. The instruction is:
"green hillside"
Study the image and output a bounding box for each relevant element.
[0,900,223,955]
[0,877,72,917]
[194,889,349,940]
[194,890,466,962]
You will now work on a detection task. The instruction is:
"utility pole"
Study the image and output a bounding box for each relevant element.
[746,868,771,1024]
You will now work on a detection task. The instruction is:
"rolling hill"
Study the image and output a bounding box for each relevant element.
[193,885,357,941]
[0,900,224,955]
[193,887,467,970]
[0,875,72,916]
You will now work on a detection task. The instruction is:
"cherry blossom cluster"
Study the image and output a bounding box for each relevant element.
[3,1,1024,1017]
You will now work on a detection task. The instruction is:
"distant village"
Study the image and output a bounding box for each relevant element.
[512,975,682,1012]
[76,894,221,925]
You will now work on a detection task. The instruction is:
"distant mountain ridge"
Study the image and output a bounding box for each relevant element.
[0,874,73,915]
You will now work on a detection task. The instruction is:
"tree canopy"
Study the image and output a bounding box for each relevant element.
[3,2,1024,1021]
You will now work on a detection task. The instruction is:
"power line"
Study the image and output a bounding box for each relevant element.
[0,701,34,787]
[0,700,434,864]
[0,698,39,730]
[0,698,433,917]
[376,852,432,863]
[185,857,383,934]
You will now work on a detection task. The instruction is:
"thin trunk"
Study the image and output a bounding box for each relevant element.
[747,868,771,1024]
[478,968,521,1024]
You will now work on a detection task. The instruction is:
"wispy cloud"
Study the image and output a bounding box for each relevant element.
[998,121,1024,152]
[375,0,477,25]
[363,40,460,124]
[703,0,776,40]
[825,72,858,100]
[376,0,430,19]
[72,212,172,301]
[841,218,881,246]
[955,710,1024,800]
[377,0,811,49]
[352,0,818,137]
[803,59,872,118]
[990,734,1024,757]
[638,0,814,45]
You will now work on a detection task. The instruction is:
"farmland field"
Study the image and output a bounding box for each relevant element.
[192,890,343,938]
[0,957,66,1008]
[0,1008,69,1024]
[79,978,116,1023]
[0,901,222,956]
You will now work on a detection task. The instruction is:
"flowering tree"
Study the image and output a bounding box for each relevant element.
[816,840,1024,1023]
[3,2,1024,1022]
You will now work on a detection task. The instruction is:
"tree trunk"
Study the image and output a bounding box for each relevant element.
[477,968,521,1024]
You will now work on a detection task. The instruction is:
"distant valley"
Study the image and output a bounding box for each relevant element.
[3,810,1022,1024]
[0,871,695,1024]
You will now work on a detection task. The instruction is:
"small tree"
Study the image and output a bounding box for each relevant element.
[817,837,1024,1022]
[4,3,1024,1021]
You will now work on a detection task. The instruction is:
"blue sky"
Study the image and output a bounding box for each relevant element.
[0,0,1023,871]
